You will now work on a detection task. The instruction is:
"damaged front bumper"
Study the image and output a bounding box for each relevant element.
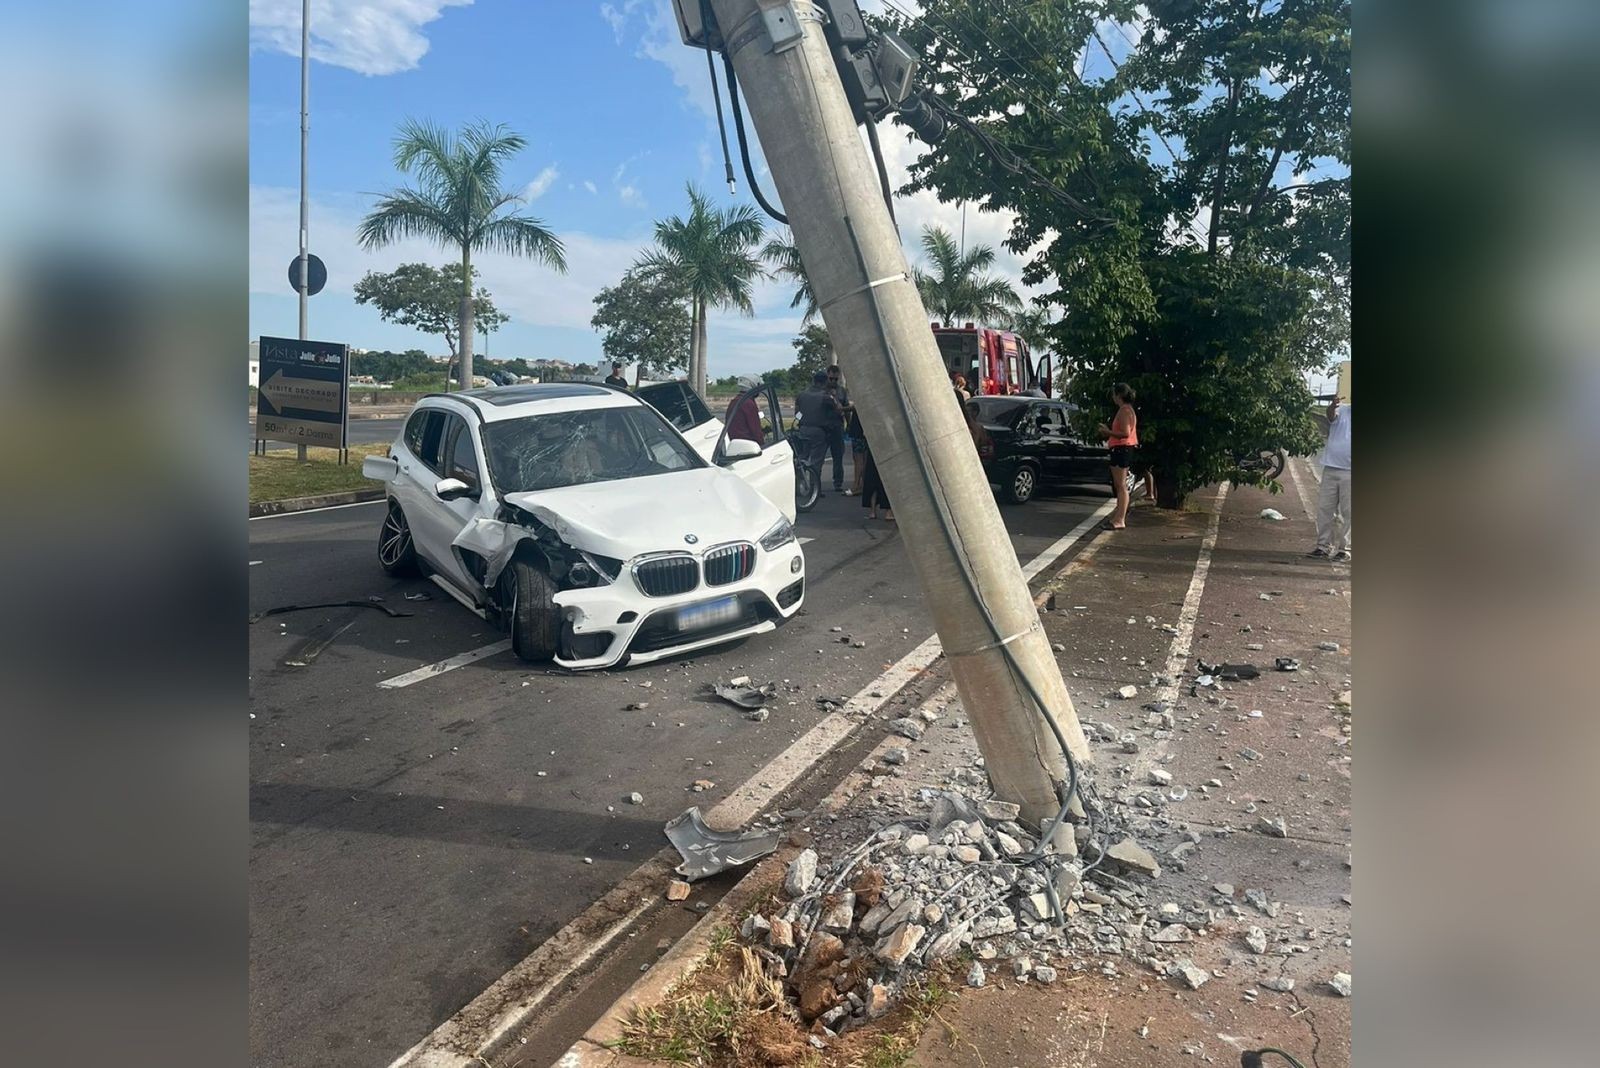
[551,546,805,669]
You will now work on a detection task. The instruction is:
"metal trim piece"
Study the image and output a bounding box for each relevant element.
[817,271,911,313]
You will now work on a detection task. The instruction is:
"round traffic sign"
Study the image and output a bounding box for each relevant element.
[288,253,327,296]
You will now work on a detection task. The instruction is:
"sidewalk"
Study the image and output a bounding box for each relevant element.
[559,464,1351,1068]
[912,468,1351,1067]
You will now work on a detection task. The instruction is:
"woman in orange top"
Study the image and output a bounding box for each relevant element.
[1098,382,1139,530]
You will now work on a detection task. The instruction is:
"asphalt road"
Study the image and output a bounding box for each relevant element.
[248,477,1113,1067]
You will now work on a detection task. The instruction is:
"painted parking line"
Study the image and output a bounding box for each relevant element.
[376,640,513,689]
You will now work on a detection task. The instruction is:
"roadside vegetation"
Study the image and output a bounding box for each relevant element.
[248,443,388,505]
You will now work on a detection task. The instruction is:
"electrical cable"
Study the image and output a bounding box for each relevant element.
[721,52,788,225]
[699,0,738,194]
[862,117,898,229]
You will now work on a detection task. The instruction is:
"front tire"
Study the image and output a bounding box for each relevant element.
[795,464,820,513]
[378,501,419,576]
[505,558,561,662]
[1004,464,1038,504]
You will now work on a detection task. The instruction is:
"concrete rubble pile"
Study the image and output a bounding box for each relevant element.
[732,788,1171,1045]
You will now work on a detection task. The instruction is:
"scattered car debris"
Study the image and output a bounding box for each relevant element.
[744,707,770,722]
[1198,658,1261,681]
[1116,685,1139,699]
[402,591,432,601]
[1259,508,1286,521]
[710,680,777,710]
[1317,641,1341,652]
[690,779,715,792]
[666,880,691,901]
[1275,657,1301,671]
[627,792,644,805]
[664,807,783,882]
[248,600,413,624]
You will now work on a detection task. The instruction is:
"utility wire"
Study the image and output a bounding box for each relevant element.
[700,0,737,194]
[721,53,789,224]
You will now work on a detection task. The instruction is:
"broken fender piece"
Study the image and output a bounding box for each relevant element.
[1197,658,1261,681]
[710,681,777,710]
[664,806,782,882]
[248,601,412,624]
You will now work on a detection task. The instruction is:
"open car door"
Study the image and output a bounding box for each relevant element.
[1035,353,1053,398]
[714,383,797,521]
[635,380,725,461]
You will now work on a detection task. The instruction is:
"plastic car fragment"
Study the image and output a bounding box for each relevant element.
[664,806,782,882]
[710,680,777,710]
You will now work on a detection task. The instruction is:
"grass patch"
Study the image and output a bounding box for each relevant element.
[248,443,388,504]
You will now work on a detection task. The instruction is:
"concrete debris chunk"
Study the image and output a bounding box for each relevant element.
[1328,972,1352,997]
[627,792,644,805]
[744,707,770,722]
[881,747,909,766]
[768,917,795,948]
[977,798,1021,823]
[1245,926,1269,954]
[1106,838,1162,879]
[1148,768,1173,786]
[666,880,691,901]
[1257,816,1288,838]
[1151,924,1193,943]
[994,831,1024,857]
[1317,641,1341,652]
[902,833,931,855]
[740,914,771,941]
[889,717,926,741]
[1012,956,1033,978]
[865,983,891,1019]
[1034,964,1058,983]
[1116,685,1139,700]
[1262,975,1295,993]
[1169,959,1211,989]
[929,791,981,832]
[875,923,926,966]
[819,891,855,931]
[785,848,819,897]
[966,961,986,988]
[953,845,981,864]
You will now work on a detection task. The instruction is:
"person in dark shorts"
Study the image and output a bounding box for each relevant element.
[1098,382,1139,530]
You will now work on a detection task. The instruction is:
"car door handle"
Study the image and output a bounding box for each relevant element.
[769,454,785,465]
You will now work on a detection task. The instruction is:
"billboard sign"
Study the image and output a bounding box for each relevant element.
[255,335,348,449]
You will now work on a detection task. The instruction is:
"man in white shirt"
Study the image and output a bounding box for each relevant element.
[1308,397,1351,561]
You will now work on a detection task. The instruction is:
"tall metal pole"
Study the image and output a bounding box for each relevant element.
[296,0,310,460]
[706,0,1091,822]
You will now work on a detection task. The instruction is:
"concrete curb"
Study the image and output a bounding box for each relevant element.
[248,488,384,517]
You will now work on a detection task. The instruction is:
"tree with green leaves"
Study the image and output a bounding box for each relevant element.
[761,229,818,322]
[354,263,507,384]
[590,265,693,385]
[790,323,832,380]
[892,0,1348,505]
[358,119,567,390]
[911,225,1024,326]
[637,183,766,395]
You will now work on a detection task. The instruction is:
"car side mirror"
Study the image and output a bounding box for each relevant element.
[363,455,400,483]
[435,477,477,501]
[723,438,762,462]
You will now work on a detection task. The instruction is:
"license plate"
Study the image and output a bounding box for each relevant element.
[674,596,741,632]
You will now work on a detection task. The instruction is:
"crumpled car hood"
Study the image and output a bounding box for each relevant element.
[502,467,783,560]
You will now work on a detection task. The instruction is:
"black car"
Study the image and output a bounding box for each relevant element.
[968,395,1137,504]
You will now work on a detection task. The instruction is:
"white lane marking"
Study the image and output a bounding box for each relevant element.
[382,504,1110,1068]
[249,560,263,567]
[1020,499,1116,582]
[1153,485,1230,708]
[376,641,513,689]
[248,499,385,521]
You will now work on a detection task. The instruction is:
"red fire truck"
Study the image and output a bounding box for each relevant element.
[931,322,1053,398]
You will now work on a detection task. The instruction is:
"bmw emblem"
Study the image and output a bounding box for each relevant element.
[684,534,699,544]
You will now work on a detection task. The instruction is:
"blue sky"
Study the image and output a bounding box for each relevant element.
[248,1,1344,385]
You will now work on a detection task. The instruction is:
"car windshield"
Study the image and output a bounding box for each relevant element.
[482,405,704,493]
[968,398,1029,428]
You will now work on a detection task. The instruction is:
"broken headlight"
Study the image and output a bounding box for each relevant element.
[575,551,622,585]
[758,518,796,552]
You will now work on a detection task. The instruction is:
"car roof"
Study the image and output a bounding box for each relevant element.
[420,383,641,422]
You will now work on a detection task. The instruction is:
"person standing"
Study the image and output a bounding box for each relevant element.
[1308,396,1352,561]
[845,405,867,495]
[824,365,851,493]
[857,421,892,521]
[794,370,839,497]
[724,377,764,444]
[951,371,971,402]
[603,361,629,389]
[1097,382,1139,530]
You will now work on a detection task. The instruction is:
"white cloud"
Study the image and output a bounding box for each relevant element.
[583,180,599,195]
[249,0,473,76]
[523,164,559,201]
[603,0,718,117]
[619,183,644,206]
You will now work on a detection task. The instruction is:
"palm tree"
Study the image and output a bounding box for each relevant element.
[1009,302,1057,355]
[638,183,766,395]
[761,229,818,322]
[358,120,566,389]
[912,225,1023,325]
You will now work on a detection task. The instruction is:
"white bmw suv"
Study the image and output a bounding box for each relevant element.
[363,382,804,669]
